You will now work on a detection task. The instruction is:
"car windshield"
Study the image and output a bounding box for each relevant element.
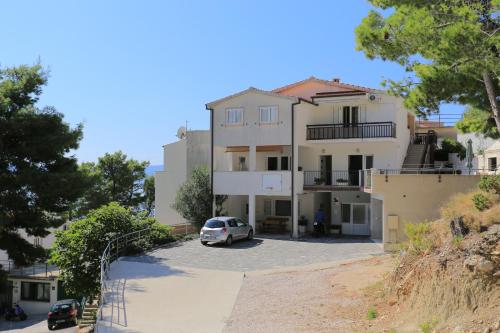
[204,220,225,228]
[50,303,71,312]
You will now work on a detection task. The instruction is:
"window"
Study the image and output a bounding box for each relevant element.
[280,156,289,171]
[259,106,278,123]
[21,282,50,302]
[488,157,497,171]
[275,200,291,217]
[227,219,238,227]
[342,106,359,125]
[238,156,247,171]
[267,157,278,170]
[365,156,374,169]
[236,219,247,227]
[226,108,243,125]
[264,200,272,216]
[204,220,225,228]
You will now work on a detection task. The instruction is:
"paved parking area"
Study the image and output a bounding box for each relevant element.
[0,315,76,333]
[126,235,384,271]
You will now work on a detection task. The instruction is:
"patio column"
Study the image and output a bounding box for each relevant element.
[248,194,256,230]
[249,145,256,171]
[292,193,299,238]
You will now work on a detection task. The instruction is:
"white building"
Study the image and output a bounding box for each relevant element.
[156,76,483,248]
[155,130,210,226]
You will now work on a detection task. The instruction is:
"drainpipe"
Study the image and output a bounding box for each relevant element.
[206,105,215,216]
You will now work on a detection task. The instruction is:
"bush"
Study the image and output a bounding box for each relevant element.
[441,138,466,160]
[472,193,491,211]
[50,203,173,297]
[404,222,434,254]
[478,175,500,194]
[367,307,378,320]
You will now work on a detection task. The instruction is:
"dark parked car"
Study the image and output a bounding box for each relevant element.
[47,299,81,330]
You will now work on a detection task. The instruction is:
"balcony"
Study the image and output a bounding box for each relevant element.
[303,170,363,190]
[306,122,396,140]
[213,171,291,196]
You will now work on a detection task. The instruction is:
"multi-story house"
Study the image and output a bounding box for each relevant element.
[206,77,413,239]
[157,76,481,248]
[206,77,477,242]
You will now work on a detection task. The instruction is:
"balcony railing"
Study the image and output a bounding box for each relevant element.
[304,170,362,187]
[306,122,396,140]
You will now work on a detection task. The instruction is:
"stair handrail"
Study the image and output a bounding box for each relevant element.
[96,227,151,331]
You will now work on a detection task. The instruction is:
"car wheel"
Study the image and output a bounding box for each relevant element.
[247,230,253,240]
[201,241,208,246]
[48,324,55,330]
[225,235,233,246]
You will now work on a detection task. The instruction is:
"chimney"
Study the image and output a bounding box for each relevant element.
[332,78,341,83]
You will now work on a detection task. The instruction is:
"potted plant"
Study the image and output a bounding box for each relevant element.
[298,216,308,233]
[314,177,326,185]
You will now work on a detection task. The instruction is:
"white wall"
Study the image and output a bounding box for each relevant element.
[9,277,58,315]
[155,131,210,226]
[212,91,294,147]
[213,171,291,196]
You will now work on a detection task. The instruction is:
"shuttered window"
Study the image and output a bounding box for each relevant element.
[259,106,278,123]
[226,108,244,125]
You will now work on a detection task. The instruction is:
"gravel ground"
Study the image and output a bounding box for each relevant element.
[223,256,393,333]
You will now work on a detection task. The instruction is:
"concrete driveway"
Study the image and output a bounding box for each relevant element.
[0,314,76,333]
[97,236,383,333]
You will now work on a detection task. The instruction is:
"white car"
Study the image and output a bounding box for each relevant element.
[200,216,253,246]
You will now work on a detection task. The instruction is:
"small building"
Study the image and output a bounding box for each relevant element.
[4,262,60,315]
[478,141,500,173]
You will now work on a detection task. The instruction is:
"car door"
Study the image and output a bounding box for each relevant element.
[227,219,239,238]
[235,218,249,239]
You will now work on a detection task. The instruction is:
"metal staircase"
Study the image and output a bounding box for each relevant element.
[403,131,437,169]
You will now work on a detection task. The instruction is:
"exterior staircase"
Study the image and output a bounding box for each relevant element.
[402,144,427,169]
[79,301,98,330]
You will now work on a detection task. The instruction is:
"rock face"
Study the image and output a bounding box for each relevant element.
[463,224,499,277]
[450,217,470,237]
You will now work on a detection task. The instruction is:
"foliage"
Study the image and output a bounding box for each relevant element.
[143,175,155,216]
[404,222,434,254]
[173,166,223,227]
[215,194,228,216]
[0,266,7,293]
[419,317,439,333]
[355,0,500,137]
[472,192,491,211]
[0,64,86,265]
[441,138,466,160]
[49,203,172,297]
[76,151,150,216]
[367,307,378,320]
[478,175,500,194]
[457,106,500,139]
[452,235,463,248]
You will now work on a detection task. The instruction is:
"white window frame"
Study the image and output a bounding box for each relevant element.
[259,105,278,124]
[225,107,244,125]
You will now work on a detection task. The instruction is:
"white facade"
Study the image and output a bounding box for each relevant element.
[155,130,210,226]
[206,78,413,238]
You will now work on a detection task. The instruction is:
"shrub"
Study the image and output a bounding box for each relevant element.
[404,222,434,254]
[480,204,500,227]
[472,193,491,211]
[478,175,500,194]
[367,307,378,320]
[452,235,463,248]
[441,138,466,160]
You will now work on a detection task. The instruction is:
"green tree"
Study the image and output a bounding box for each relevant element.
[77,151,149,215]
[143,175,155,216]
[355,0,500,137]
[172,166,226,227]
[0,64,86,265]
[49,203,172,297]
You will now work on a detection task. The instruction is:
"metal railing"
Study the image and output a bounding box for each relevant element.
[306,122,396,140]
[0,260,58,278]
[363,168,498,190]
[303,170,362,187]
[97,228,151,324]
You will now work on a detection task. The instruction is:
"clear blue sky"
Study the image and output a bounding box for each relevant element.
[1,0,463,165]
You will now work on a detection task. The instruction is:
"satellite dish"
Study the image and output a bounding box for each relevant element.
[176,126,187,139]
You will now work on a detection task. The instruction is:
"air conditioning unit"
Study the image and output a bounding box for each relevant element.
[368,94,377,101]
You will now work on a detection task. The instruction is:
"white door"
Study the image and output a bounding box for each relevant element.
[341,203,370,236]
